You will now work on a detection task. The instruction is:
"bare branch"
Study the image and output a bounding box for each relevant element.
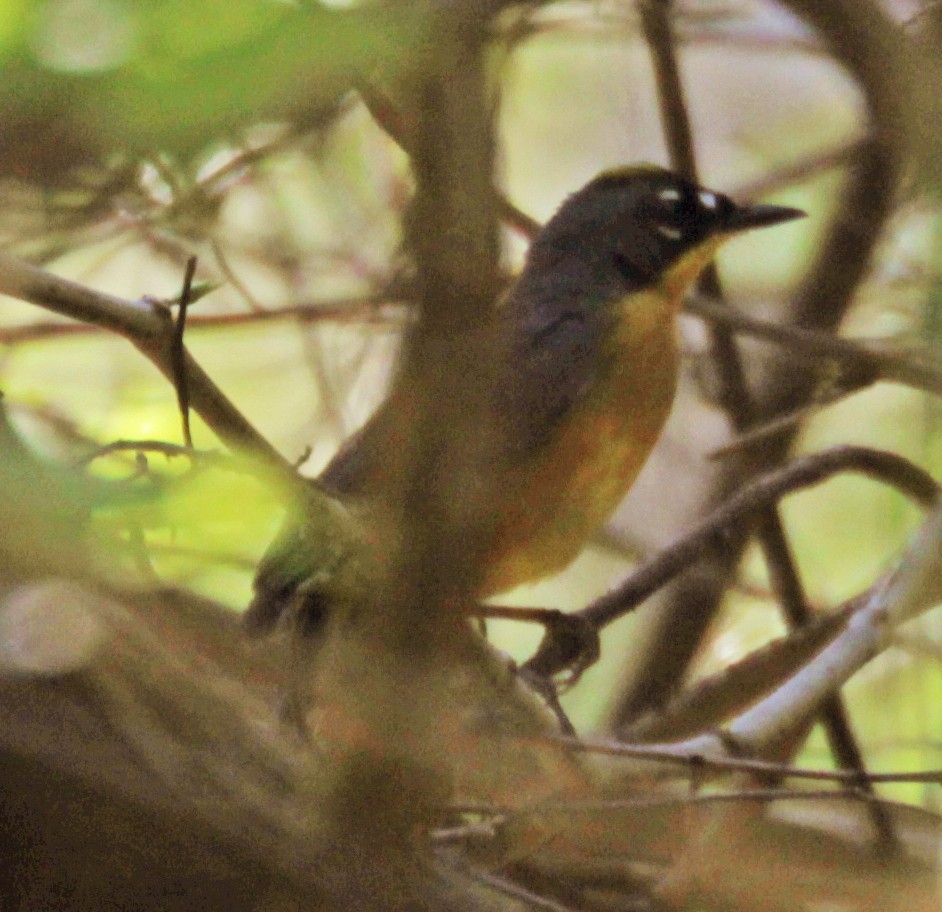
[0,250,293,476]
[0,297,405,345]
[549,732,942,786]
[580,446,938,632]
[171,256,198,448]
[688,296,942,397]
[669,503,942,759]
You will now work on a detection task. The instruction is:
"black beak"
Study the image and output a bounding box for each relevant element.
[721,201,806,234]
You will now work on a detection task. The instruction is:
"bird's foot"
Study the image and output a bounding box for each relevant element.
[476,604,601,689]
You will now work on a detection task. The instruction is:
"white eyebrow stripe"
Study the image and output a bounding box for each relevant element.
[658,188,682,202]
[657,224,683,240]
[699,190,718,209]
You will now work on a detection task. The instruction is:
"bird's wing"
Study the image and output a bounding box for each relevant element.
[245,506,320,633]
[248,306,608,629]
[318,403,400,495]
[320,305,611,492]
[246,402,400,631]
[496,306,610,459]
[321,307,609,491]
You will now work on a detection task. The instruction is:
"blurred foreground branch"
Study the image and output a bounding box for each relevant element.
[0,251,290,474]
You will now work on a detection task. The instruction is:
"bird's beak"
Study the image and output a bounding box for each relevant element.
[721,201,806,234]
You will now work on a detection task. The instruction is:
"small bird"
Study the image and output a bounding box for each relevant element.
[246,165,803,632]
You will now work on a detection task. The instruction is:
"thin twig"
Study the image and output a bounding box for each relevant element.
[77,439,214,466]
[688,295,942,397]
[705,394,844,460]
[547,734,942,786]
[457,864,583,912]
[579,446,938,631]
[172,256,198,448]
[210,236,266,313]
[510,788,911,816]
[731,139,865,200]
[637,0,894,843]
[0,250,294,478]
[0,297,405,345]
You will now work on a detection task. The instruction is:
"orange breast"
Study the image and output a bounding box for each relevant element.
[480,287,680,595]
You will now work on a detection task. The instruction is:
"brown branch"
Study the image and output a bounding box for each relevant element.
[634,0,788,693]
[510,787,907,816]
[0,297,406,345]
[77,439,215,466]
[0,583,536,912]
[209,236,266,313]
[705,394,847,462]
[0,250,293,477]
[635,2,887,817]
[285,8,523,910]
[779,0,942,189]
[171,256,198,448]
[735,0,932,837]
[688,295,942,397]
[614,9,909,812]
[579,445,938,631]
[731,139,866,200]
[640,0,815,625]
[550,732,942,786]
[686,292,942,459]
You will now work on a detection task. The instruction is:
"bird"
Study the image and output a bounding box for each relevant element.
[245,164,804,635]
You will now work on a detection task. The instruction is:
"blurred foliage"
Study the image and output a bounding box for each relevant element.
[0,0,940,814]
[0,0,423,175]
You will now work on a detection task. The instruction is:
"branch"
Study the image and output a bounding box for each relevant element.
[0,251,293,477]
[0,582,537,912]
[580,446,938,631]
[687,295,942,398]
[0,297,406,345]
[612,0,910,768]
[669,501,942,760]
[170,256,198,447]
[638,3,884,808]
[551,731,942,786]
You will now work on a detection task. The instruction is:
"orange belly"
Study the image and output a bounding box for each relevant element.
[480,288,679,595]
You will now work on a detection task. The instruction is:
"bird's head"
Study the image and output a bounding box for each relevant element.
[524,164,805,299]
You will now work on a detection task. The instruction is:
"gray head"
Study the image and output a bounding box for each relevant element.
[520,164,804,294]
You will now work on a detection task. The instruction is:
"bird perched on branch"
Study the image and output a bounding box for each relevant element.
[245,165,803,636]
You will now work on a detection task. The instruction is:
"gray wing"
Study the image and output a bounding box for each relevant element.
[318,405,399,495]
[495,305,610,458]
[248,302,610,631]
[322,305,610,485]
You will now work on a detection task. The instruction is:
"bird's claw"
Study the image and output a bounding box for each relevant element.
[522,610,600,690]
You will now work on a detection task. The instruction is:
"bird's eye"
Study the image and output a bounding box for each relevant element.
[653,185,689,241]
[652,182,728,243]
